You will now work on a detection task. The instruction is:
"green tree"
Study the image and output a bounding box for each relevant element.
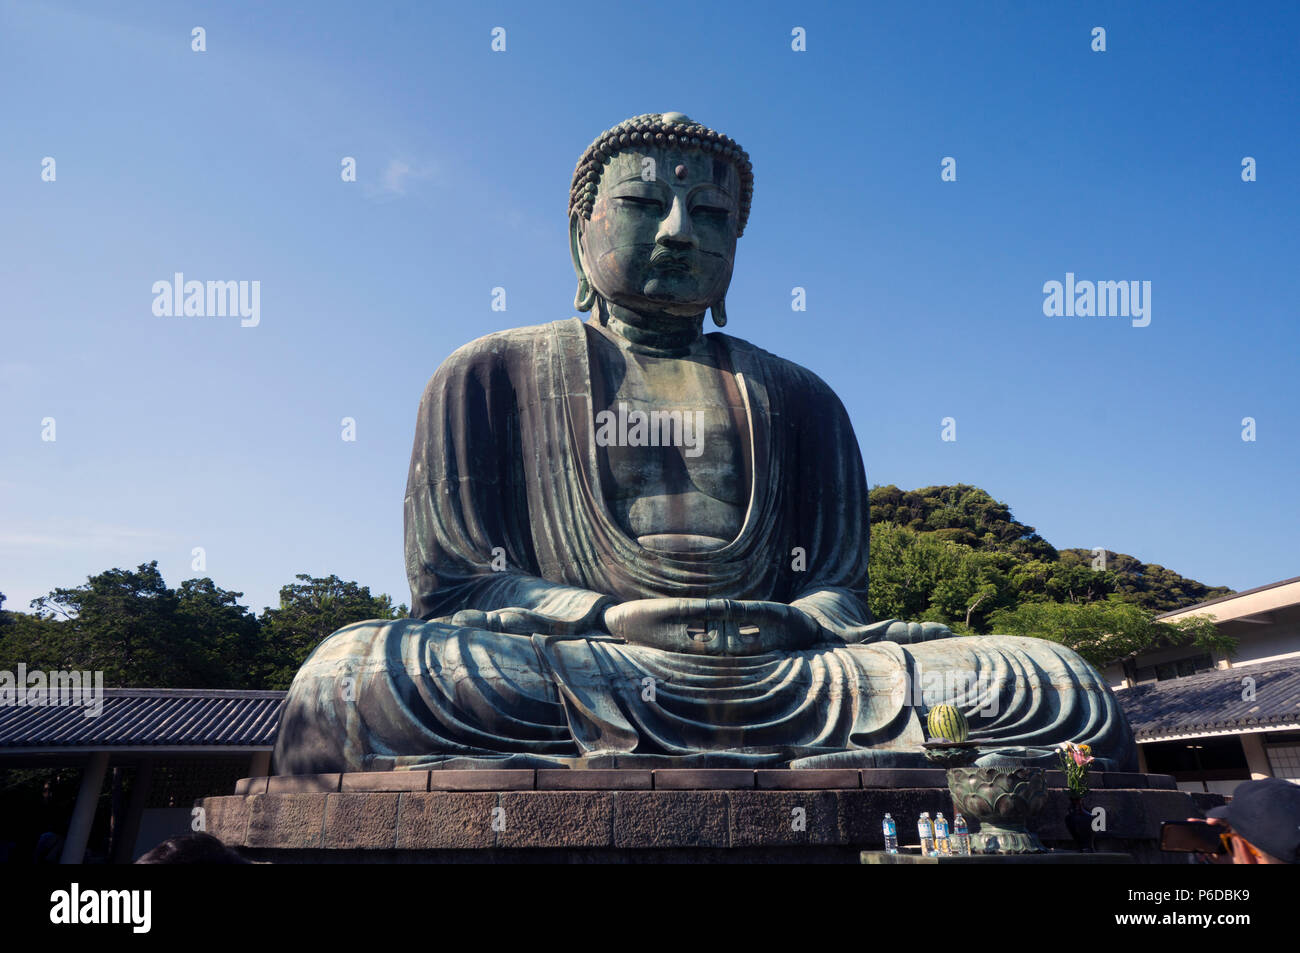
[867,522,962,623]
[256,574,406,689]
[175,577,264,688]
[27,562,191,686]
[1007,559,1054,601]
[928,549,1018,632]
[16,563,267,688]
[869,484,1058,560]
[1043,562,1117,604]
[0,602,67,676]
[988,599,1235,670]
[1057,549,1233,613]
[868,484,1232,615]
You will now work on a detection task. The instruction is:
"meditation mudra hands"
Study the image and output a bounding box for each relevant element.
[451,598,953,655]
[604,598,822,654]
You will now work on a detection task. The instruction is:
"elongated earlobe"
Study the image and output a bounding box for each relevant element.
[574,276,596,312]
[570,215,597,313]
[711,298,727,328]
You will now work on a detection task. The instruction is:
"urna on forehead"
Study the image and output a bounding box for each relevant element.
[569,111,754,234]
[602,148,738,188]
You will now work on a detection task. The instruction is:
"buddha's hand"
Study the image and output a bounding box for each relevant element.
[603,598,826,656]
[843,619,954,645]
[450,602,609,636]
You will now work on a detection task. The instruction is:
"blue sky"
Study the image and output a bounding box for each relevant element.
[2,0,1297,616]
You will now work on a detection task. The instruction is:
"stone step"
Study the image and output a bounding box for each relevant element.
[234,769,1185,794]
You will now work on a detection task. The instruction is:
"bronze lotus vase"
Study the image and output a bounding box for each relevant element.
[947,765,1049,854]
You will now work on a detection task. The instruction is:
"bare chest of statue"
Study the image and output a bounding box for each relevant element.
[588,326,749,553]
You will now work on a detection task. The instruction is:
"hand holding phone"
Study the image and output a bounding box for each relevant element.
[1160,820,1228,855]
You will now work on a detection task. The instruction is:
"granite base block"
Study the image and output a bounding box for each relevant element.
[201,771,1222,863]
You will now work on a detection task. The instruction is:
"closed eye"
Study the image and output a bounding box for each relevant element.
[616,196,664,212]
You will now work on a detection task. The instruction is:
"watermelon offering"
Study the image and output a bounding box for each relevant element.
[926,704,969,743]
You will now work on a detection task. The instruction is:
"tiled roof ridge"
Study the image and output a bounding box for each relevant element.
[1126,659,1300,694]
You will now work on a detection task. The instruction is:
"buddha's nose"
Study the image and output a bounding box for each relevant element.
[655,193,696,250]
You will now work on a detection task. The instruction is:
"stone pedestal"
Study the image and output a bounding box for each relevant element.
[197,769,1217,864]
[863,850,1133,864]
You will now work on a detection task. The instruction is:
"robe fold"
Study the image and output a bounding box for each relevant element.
[272,319,1137,774]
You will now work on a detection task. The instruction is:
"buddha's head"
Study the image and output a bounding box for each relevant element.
[569,112,753,327]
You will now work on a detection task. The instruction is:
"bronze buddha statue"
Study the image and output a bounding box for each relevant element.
[272,113,1136,774]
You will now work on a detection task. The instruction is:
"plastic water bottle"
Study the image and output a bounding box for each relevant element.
[882,813,898,854]
[934,811,950,855]
[917,812,936,856]
[953,812,971,856]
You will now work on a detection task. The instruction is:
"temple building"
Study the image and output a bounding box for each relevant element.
[0,689,279,863]
[1104,576,1300,795]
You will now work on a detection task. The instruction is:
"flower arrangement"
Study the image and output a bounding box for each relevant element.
[1056,741,1094,798]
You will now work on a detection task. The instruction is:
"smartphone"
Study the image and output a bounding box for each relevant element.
[1160,820,1227,854]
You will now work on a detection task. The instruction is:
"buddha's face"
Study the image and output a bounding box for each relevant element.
[576,146,740,318]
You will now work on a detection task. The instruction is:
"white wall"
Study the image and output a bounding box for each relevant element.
[1107,617,1300,690]
[129,808,194,862]
[1226,622,1300,666]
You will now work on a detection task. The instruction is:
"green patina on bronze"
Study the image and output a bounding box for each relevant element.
[568,112,754,235]
[271,113,1140,775]
[947,766,1051,854]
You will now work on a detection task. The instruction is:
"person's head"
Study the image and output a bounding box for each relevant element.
[568,112,753,328]
[1208,778,1300,864]
[134,831,250,864]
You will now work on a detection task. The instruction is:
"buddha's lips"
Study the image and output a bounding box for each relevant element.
[649,252,692,274]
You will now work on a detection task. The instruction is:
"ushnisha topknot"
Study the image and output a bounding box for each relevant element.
[568,111,754,237]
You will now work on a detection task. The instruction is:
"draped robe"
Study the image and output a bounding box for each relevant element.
[272,319,1136,774]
